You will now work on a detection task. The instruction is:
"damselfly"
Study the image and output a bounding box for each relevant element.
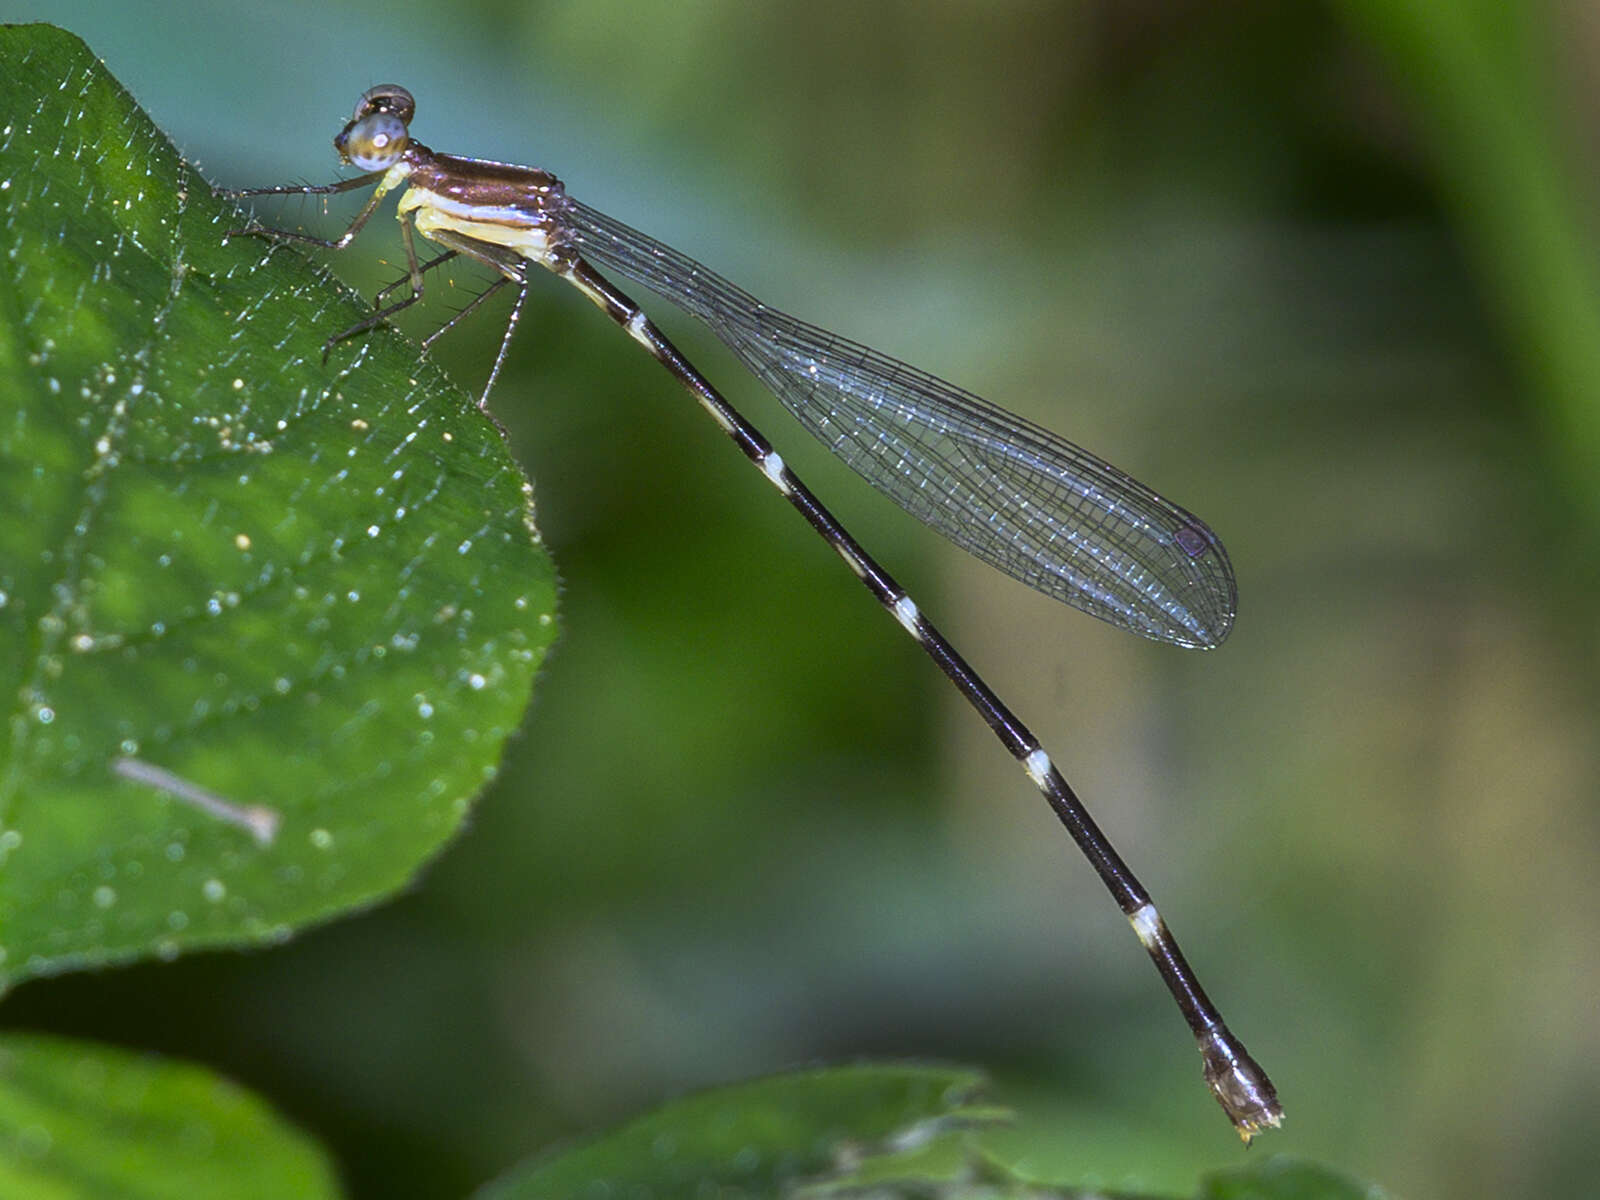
[223,84,1280,1139]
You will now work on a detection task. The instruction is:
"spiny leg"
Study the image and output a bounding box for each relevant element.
[477,280,531,409]
[419,277,512,356]
[373,250,458,308]
[554,254,1282,1140]
[219,171,391,250]
[319,212,429,358]
[365,246,517,401]
[220,170,418,361]
[389,227,534,407]
[220,173,385,199]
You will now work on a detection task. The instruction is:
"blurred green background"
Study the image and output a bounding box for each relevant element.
[3,2,1597,1197]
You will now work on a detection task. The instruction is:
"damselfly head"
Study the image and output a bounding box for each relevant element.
[334,84,415,171]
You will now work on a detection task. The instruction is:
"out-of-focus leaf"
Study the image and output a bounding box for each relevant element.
[475,1064,1006,1199]
[798,1148,1391,1200]
[0,1032,342,1199]
[1332,0,1600,518]
[477,1063,1392,1200]
[1197,1156,1391,1200]
[0,23,556,985]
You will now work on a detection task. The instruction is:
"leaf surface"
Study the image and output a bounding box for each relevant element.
[0,23,556,985]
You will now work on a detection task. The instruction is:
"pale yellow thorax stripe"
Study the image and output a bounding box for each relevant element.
[399,185,558,266]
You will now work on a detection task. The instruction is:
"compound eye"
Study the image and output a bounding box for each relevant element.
[353,84,415,124]
[338,111,409,170]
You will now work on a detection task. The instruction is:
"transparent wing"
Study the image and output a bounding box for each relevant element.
[565,199,1236,648]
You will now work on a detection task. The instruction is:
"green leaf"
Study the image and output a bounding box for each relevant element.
[0,23,556,984]
[1197,1157,1391,1200]
[477,1064,1393,1200]
[475,1064,1006,1200]
[0,1032,342,1199]
[801,1153,1392,1200]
